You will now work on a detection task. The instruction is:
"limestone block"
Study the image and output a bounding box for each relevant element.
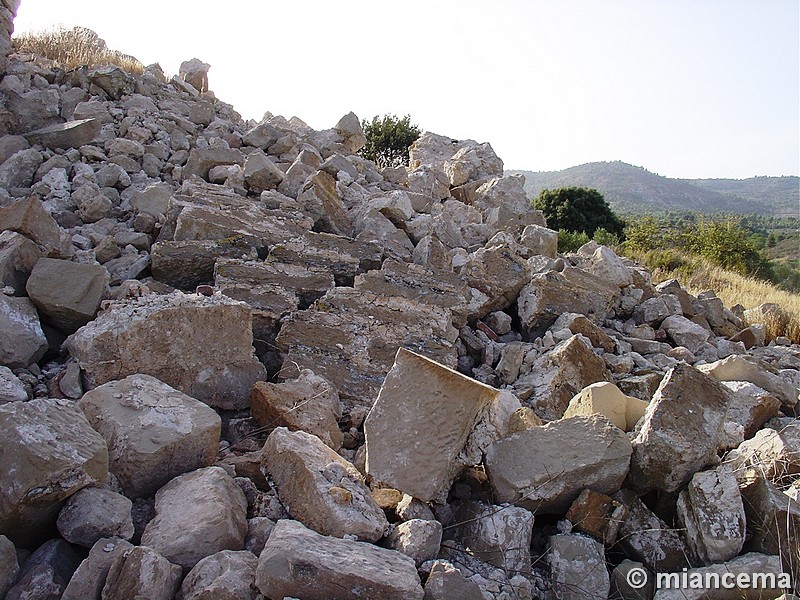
[101,546,181,600]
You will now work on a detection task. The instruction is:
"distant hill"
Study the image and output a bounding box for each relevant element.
[508,161,799,217]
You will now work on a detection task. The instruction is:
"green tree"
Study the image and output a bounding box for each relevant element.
[683,218,769,277]
[532,187,624,238]
[359,114,421,169]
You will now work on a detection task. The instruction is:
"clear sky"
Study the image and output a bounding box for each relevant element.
[13,0,800,180]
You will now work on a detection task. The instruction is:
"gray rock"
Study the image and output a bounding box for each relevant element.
[242,150,284,193]
[56,488,134,548]
[0,230,44,295]
[23,119,101,149]
[88,66,135,99]
[548,533,610,600]
[79,374,221,499]
[141,467,248,570]
[0,197,72,258]
[698,355,798,412]
[0,148,42,188]
[386,519,443,567]
[179,58,210,93]
[485,415,632,514]
[101,546,181,600]
[263,427,388,542]
[423,562,485,600]
[255,519,424,600]
[610,560,653,600]
[0,294,47,369]
[660,314,711,353]
[0,365,27,403]
[0,534,19,600]
[176,550,258,600]
[721,381,781,440]
[0,399,108,545]
[62,537,134,600]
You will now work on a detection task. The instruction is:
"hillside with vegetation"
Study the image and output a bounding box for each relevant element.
[510,161,799,216]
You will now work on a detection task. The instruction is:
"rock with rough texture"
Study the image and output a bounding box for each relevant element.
[0,534,18,600]
[56,487,133,547]
[141,467,248,570]
[26,258,109,333]
[0,366,26,403]
[365,348,498,503]
[176,550,259,600]
[62,537,134,600]
[150,239,254,290]
[0,399,108,545]
[676,466,745,565]
[423,562,485,600]
[0,230,44,295]
[698,355,798,412]
[660,314,711,353]
[179,58,210,92]
[255,519,424,600]
[78,374,221,498]
[448,501,533,575]
[297,170,352,236]
[548,533,610,600]
[23,118,101,149]
[0,148,42,188]
[485,415,633,514]
[243,150,284,193]
[564,381,649,432]
[250,369,342,449]
[520,223,558,258]
[0,196,71,258]
[628,363,730,493]
[723,420,800,484]
[721,381,781,440]
[386,519,443,567]
[66,292,266,410]
[611,560,653,600]
[101,546,181,600]
[262,427,388,542]
[565,488,628,546]
[552,312,617,353]
[0,294,47,368]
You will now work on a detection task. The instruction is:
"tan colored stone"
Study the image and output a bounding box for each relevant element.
[565,488,628,546]
[564,381,648,432]
[102,546,181,600]
[698,355,798,412]
[507,406,544,432]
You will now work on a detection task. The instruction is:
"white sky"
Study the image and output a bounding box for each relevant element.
[13,0,800,180]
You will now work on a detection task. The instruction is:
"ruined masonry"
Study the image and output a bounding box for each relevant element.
[0,12,798,600]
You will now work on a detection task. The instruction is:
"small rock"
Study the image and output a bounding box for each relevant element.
[56,488,134,548]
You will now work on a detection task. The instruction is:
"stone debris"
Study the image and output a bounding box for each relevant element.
[1,25,799,599]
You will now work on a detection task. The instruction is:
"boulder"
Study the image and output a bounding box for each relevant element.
[250,369,342,449]
[62,537,134,600]
[56,487,134,548]
[660,314,711,353]
[78,374,221,498]
[485,415,632,514]
[0,196,71,258]
[141,467,248,570]
[179,58,210,93]
[262,427,388,542]
[611,560,653,600]
[23,118,101,149]
[548,533,610,600]
[565,488,628,546]
[176,550,258,600]
[0,294,47,368]
[0,535,18,600]
[255,519,424,600]
[0,366,27,403]
[0,230,44,294]
[628,363,730,493]
[296,170,352,236]
[182,148,245,181]
[242,150,284,193]
[720,381,781,440]
[632,295,682,326]
[88,66,135,99]
[365,348,498,503]
[723,420,800,484]
[334,111,366,153]
[0,148,42,188]
[66,292,266,410]
[520,223,558,258]
[586,245,633,288]
[423,562,485,600]
[0,399,108,545]
[26,258,109,333]
[150,239,254,290]
[563,381,649,432]
[386,518,443,567]
[698,355,798,412]
[552,312,616,353]
[101,546,181,600]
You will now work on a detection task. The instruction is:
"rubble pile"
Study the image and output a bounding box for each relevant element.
[0,16,798,600]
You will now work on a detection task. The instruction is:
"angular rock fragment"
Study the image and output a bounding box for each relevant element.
[698,355,798,412]
[365,348,498,503]
[548,533,610,600]
[176,550,258,600]
[0,535,18,600]
[721,381,782,440]
[0,399,108,545]
[485,415,632,514]
[0,294,47,368]
[67,292,266,410]
[565,488,628,546]
[628,363,730,493]
[423,562,485,600]
[386,518,443,567]
[102,546,181,600]
[0,196,71,258]
[150,239,254,290]
[23,118,101,149]
[0,230,44,295]
[262,427,388,541]
[660,314,711,353]
[141,467,248,570]
[564,381,649,432]
[78,374,221,498]
[56,487,133,548]
[723,419,800,484]
[255,519,424,600]
[62,537,134,600]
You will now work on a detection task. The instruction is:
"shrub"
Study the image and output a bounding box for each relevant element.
[13,26,144,74]
[592,227,620,247]
[557,229,590,253]
[533,187,624,239]
[359,114,421,169]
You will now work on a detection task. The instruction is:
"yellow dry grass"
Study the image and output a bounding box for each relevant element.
[12,26,144,74]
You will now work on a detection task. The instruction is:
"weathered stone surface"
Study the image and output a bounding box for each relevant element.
[721,381,781,440]
[277,287,459,407]
[250,369,342,449]
[242,149,284,193]
[141,467,248,570]
[386,518,443,567]
[565,488,628,546]
[255,519,424,600]
[520,223,558,258]
[611,560,653,600]
[262,427,388,541]
[423,562,485,600]
[0,294,47,368]
[0,230,44,294]
[553,312,616,353]
[0,197,70,257]
[586,245,633,288]
[548,533,610,600]
[176,550,258,600]
[56,487,133,548]
[633,294,683,326]
[365,348,497,503]
[26,258,109,333]
[0,147,42,188]
[150,239,253,290]
[698,355,798,411]
[448,501,533,575]
[0,399,108,545]
[660,314,711,353]
[723,419,800,484]
[513,334,611,421]
[297,170,352,236]
[88,66,135,98]
[62,537,134,600]
[0,534,19,600]
[409,132,503,184]
[564,382,648,432]
[518,267,619,333]
[78,374,221,498]
[485,415,632,514]
[628,363,730,493]
[102,546,181,600]
[66,292,266,410]
[23,118,101,149]
[179,58,210,92]
[651,553,786,600]
[677,465,745,566]
[613,490,688,573]
[183,147,245,181]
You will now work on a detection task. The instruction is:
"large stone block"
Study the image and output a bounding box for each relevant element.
[66,292,266,410]
[22,118,101,149]
[564,381,648,432]
[177,550,258,600]
[0,399,108,545]
[0,294,47,368]
[255,519,424,600]
[62,537,134,600]
[0,197,71,258]
[548,533,610,600]
[365,348,498,503]
[102,546,181,600]
[0,230,44,295]
[78,374,221,498]
[485,415,632,514]
[698,355,798,412]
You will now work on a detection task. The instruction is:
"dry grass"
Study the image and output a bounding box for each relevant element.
[12,26,144,74]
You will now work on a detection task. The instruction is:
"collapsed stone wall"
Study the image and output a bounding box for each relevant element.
[0,23,798,600]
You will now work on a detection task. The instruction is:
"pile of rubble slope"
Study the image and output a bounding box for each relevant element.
[0,9,798,599]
